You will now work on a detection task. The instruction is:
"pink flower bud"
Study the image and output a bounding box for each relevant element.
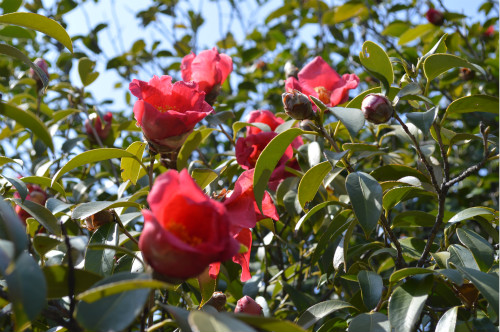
[361,93,394,124]
[425,8,444,26]
[234,296,263,315]
[282,90,314,120]
[85,112,113,143]
[29,58,49,87]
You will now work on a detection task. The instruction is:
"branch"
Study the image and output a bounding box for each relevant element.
[379,214,405,269]
[433,123,450,183]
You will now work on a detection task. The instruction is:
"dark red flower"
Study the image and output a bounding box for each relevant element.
[129,75,213,152]
[181,47,232,95]
[285,56,359,107]
[234,296,263,315]
[14,184,47,223]
[246,110,284,135]
[425,8,444,26]
[85,112,113,143]
[484,25,495,38]
[139,170,239,281]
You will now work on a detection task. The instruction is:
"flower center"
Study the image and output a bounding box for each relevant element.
[314,86,331,104]
[157,105,178,113]
[165,221,203,246]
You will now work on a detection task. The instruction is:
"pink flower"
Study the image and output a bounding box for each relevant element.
[181,47,233,95]
[285,56,359,107]
[246,110,284,135]
[129,75,213,151]
[85,112,113,143]
[14,184,47,223]
[235,296,263,315]
[139,170,240,281]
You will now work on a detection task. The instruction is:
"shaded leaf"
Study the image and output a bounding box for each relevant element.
[456,228,494,272]
[43,265,102,299]
[406,107,437,134]
[358,270,383,310]
[329,107,365,138]
[348,313,390,332]
[297,300,353,329]
[11,198,61,236]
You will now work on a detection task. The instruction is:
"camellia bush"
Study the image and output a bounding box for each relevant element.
[0,0,498,331]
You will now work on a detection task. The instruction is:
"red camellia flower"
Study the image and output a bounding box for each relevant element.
[85,112,113,143]
[181,47,232,97]
[139,169,240,281]
[285,56,359,107]
[246,110,284,135]
[484,25,495,38]
[129,75,213,152]
[14,184,48,223]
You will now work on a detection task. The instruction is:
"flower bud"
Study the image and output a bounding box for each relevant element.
[29,58,49,88]
[282,90,314,120]
[425,8,444,26]
[85,112,113,143]
[459,68,475,81]
[483,26,495,39]
[361,93,394,124]
[205,291,227,312]
[299,120,316,131]
[234,295,263,315]
[85,210,114,231]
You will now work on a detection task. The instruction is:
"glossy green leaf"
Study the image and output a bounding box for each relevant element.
[11,198,61,236]
[236,314,307,332]
[424,54,485,82]
[371,164,430,183]
[20,176,66,197]
[0,196,27,256]
[75,273,151,331]
[358,271,383,310]
[43,265,102,299]
[0,156,23,168]
[388,275,433,332]
[0,12,73,52]
[383,186,434,211]
[421,34,448,62]
[456,228,494,272]
[71,199,140,220]
[84,222,118,276]
[298,161,331,211]
[33,234,62,257]
[281,281,315,312]
[254,128,303,213]
[120,141,146,185]
[45,198,72,214]
[191,168,218,189]
[406,107,437,134]
[345,172,383,236]
[398,23,435,45]
[189,311,257,332]
[6,252,47,328]
[447,207,496,225]
[0,102,53,151]
[348,313,390,332]
[453,266,499,316]
[359,41,394,92]
[328,107,365,138]
[445,95,499,115]
[177,128,215,170]
[435,306,458,332]
[52,148,140,186]
[78,57,99,86]
[448,244,480,271]
[297,300,353,329]
[295,200,348,232]
[392,211,436,228]
[434,269,463,285]
[0,44,48,89]
[389,267,433,284]
[4,176,28,202]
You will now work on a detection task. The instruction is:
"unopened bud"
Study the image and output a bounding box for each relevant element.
[425,8,444,26]
[361,93,394,124]
[85,210,114,231]
[459,68,475,81]
[234,295,263,315]
[29,58,49,88]
[205,292,227,312]
[282,90,314,120]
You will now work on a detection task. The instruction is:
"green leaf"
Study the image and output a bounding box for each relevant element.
[406,107,437,134]
[445,95,499,115]
[398,24,435,45]
[392,211,436,228]
[345,172,383,236]
[197,268,216,307]
[447,207,496,225]
[21,176,66,197]
[0,12,73,52]
[33,234,62,257]
[163,305,193,332]
[11,198,61,236]
[448,244,480,271]
[1,0,22,14]
[328,107,365,138]
[383,186,435,211]
[177,128,215,170]
[0,196,27,257]
[348,313,390,332]
[78,57,99,86]
[370,165,430,183]
[43,265,102,299]
[295,200,348,232]
[333,221,356,272]
[435,306,458,332]
[310,211,352,264]
[420,34,448,64]
[0,102,53,151]
[456,228,494,272]
[325,3,367,24]
[424,54,485,82]
[72,199,140,220]
[298,161,331,211]
[346,87,400,109]
[3,176,28,202]
[77,278,173,303]
[84,222,118,276]
[0,44,49,89]
[358,271,383,310]
[232,121,271,140]
[281,281,315,312]
[389,267,433,284]
[0,156,23,167]
[453,266,499,317]
[254,128,303,213]
[52,148,140,186]
[236,314,307,332]
[6,252,47,328]
[189,311,257,332]
[191,168,218,189]
[388,275,433,332]
[434,269,463,285]
[75,273,151,332]
[297,300,353,329]
[359,41,394,92]
[120,141,146,185]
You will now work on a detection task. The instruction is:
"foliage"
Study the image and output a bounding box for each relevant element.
[0,0,498,331]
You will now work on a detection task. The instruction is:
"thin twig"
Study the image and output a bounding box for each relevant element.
[61,222,77,322]
[433,123,450,182]
[113,211,139,246]
[315,122,355,173]
[218,124,235,146]
[379,214,405,268]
